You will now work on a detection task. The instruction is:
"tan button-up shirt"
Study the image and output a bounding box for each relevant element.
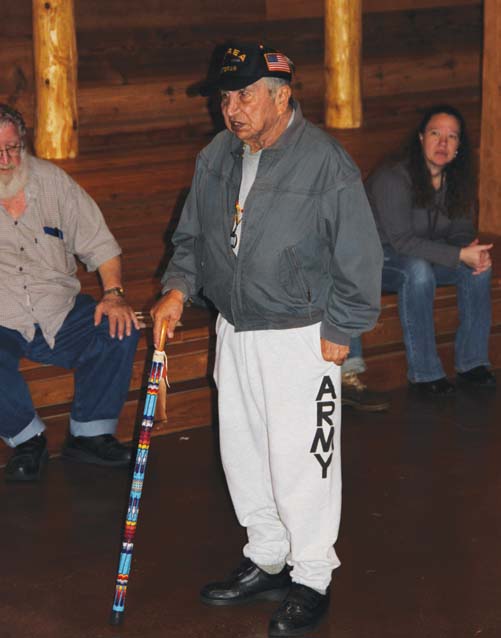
[0,155,121,347]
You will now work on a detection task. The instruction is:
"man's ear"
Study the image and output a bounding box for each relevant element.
[276,85,292,114]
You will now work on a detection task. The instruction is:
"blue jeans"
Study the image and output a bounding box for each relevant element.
[381,246,492,383]
[341,336,366,375]
[0,294,140,447]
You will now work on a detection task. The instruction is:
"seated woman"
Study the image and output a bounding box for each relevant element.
[365,104,495,396]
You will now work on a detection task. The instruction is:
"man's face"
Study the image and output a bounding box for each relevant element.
[0,122,23,186]
[220,79,289,151]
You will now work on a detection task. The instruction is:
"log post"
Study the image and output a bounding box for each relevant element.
[32,0,78,159]
[479,0,501,234]
[324,0,362,129]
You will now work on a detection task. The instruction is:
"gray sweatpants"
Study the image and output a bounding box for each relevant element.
[214,316,342,592]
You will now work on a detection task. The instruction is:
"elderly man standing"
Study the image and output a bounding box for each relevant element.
[0,104,140,482]
[152,44,382,636]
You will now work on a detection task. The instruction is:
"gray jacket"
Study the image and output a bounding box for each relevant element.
[162,103,383,345]
[365,160,475,268]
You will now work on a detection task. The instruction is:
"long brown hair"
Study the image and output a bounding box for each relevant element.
[407,104,476,219]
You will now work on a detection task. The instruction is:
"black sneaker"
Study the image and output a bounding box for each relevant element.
[5,433,49,482]
[457,366,496,387]
[341,373,390,412]
[269,583,329,636]
[200,558,291,606]
[62,434,131,467]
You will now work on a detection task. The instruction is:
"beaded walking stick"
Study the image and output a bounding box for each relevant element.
[110,321,168,626]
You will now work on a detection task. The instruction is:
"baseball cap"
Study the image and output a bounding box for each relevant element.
[200,43,293,96]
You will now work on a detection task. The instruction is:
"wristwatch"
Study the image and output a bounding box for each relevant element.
[103,287,125,297]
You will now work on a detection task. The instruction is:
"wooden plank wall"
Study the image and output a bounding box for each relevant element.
[0,0,484,313]
[0,0,485,333]
[0,1,488,464]
[1,0,483,140]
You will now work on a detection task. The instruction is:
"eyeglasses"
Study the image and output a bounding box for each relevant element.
[0,144,23,160]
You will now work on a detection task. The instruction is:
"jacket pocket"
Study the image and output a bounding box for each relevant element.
[279,246,312,306]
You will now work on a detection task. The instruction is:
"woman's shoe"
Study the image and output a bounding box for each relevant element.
[409,377,455,396]
[457,366,496,387]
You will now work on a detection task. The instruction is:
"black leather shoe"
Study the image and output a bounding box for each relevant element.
[457,366,497,387]
[200,558,291,606]
[62,434,131,467]
[5,433,49,482]
[409,377,455,396]
[269,583,329,637]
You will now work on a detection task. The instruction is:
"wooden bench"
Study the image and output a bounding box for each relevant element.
[8,304,216,466]
[3,254,500,469]
[360,266,501,390]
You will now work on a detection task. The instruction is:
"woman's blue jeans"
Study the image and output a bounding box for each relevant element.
[381,246,492,383]
[0,294,140,447]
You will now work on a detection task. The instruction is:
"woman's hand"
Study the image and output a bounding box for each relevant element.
[459,238,493,274]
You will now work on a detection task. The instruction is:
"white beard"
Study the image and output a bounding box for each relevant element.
[0,152,29,200]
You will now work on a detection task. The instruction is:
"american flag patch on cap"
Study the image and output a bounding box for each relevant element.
[264,52,290,74]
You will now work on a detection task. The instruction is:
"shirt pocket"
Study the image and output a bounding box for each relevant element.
[34,229,74,274]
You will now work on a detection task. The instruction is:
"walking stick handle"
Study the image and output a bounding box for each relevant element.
[158,320,168,352]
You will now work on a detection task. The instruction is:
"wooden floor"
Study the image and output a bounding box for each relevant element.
[1,380,500,638]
